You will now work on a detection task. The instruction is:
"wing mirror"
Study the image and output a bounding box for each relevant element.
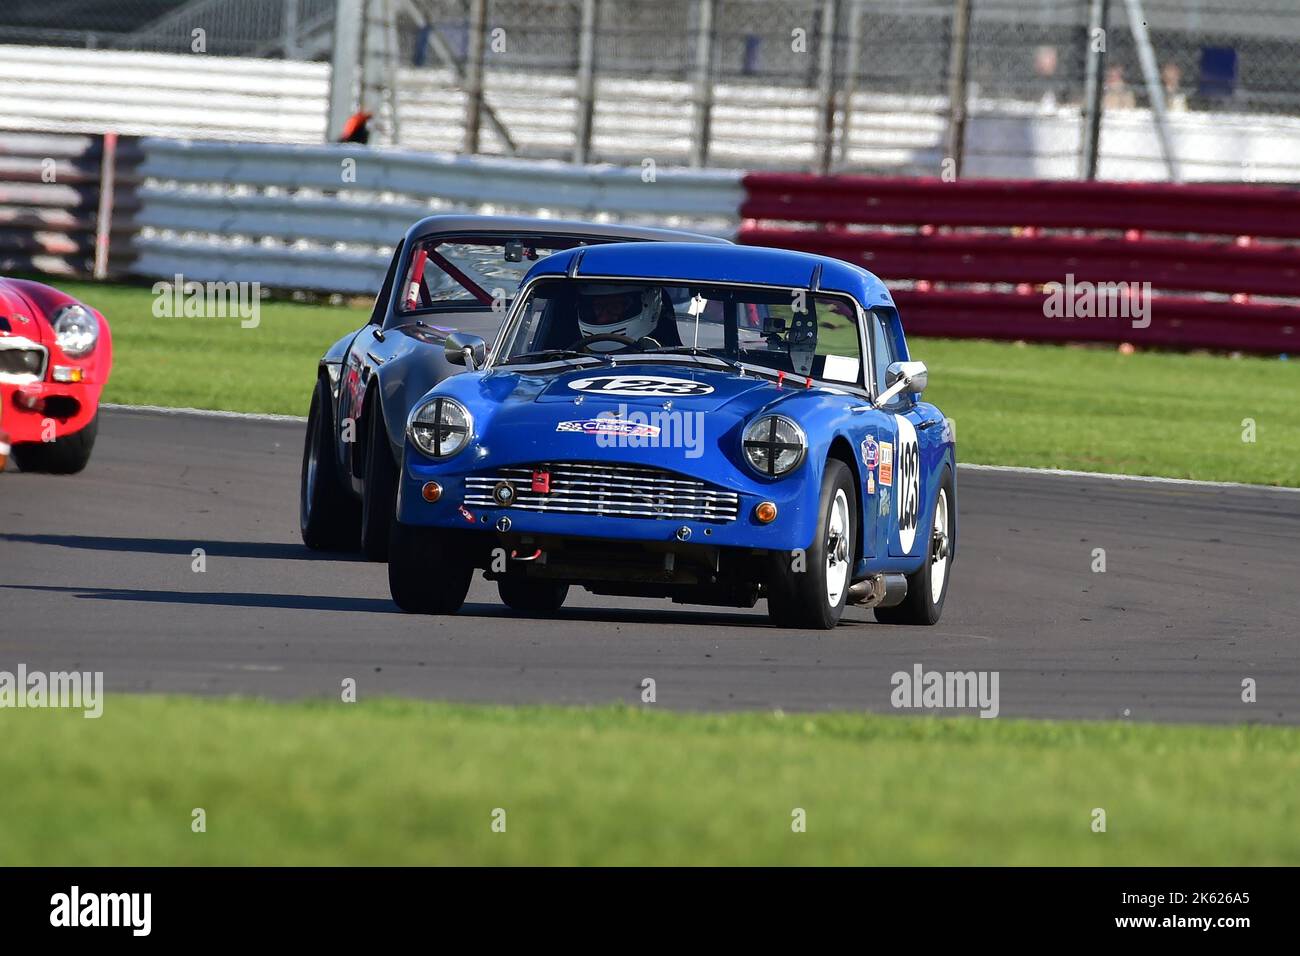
[445,332,487,370]
[876,360,929,406]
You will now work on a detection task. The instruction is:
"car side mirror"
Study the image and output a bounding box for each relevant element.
[876,360,929,406]
[887,360,928,394]
[445,332,487,370]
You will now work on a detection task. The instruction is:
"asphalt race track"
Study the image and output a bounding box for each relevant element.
[2,407,1298,724]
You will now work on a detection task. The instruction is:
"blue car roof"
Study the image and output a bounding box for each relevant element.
[522,242,895,310]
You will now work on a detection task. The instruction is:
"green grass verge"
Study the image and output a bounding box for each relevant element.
[78,278,365,418]
[55,277,1300,486]
[2,696,1297,865]
[916,338,1299,487]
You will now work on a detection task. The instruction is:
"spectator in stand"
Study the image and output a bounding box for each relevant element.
[1162,62,1188,112]
[1103,64,1136,110]
[1033,45,1065,112]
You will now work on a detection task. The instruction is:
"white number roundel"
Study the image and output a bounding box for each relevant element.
[895,415,921,555]
[567,375,713,396]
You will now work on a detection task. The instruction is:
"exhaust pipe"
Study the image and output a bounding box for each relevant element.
[847,573,908,608]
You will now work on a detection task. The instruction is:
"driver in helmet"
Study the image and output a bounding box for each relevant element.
[575,284,664,353]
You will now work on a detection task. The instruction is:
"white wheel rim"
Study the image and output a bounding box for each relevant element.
[825,488,851,606]
[929,487,949,603]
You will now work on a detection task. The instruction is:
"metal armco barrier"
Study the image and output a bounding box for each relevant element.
[125,139,742,294]
[740,174,1300,353]
[0,130,141,277]
[0,130,741,295]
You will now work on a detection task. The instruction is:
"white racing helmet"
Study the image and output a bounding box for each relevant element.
[576,284,663,352]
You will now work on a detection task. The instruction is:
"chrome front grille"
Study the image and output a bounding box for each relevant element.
[465,462,740,523]
[0,338,48,384]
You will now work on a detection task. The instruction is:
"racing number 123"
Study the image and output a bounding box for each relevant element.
[898,440,920,537]
[579,377,705,395]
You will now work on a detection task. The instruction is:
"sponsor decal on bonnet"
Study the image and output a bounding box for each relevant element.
[557,418,662,438]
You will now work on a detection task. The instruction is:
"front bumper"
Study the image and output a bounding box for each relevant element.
[1,380,102,444]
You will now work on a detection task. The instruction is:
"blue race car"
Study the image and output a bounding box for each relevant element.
[299,215,728,560]
[388,242,957,629]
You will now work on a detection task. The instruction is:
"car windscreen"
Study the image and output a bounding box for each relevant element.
[498,279,865,386]
[397,237,588,312]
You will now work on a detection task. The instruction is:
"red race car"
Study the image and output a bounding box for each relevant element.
[0,277,112,473]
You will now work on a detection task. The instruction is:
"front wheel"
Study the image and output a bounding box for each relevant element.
[766,458,856,630]
[10,413,98,474]
[388,522,473,614]
[300,376,361,551]
[875,465,954,626]
[360,397,399,562]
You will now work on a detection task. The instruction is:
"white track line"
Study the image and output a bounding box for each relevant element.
[959,462,1300,494]
[102,404,1298,493]
[102,403,306,424]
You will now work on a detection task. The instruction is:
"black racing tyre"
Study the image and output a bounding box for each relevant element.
[875,465,954,626]
[11,413,98,474]
[300,376,361,551]
[360,394,400,562]
[766,458,857,630]
[497,576,569,613]
[388,522,473,614]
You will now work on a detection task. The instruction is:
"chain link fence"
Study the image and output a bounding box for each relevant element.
[3,0,1300,179]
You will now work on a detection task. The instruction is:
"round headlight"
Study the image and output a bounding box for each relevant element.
[742,415,806,477]
[409,397,472,459]
[52,304,98,358]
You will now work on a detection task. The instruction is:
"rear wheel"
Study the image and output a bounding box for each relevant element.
[360,396,399,562]
[11,413,98,474]
[300,376,361,551]
[766,459,856,630]
[498,576,569,613]
[875,466,954,626]
[388,522,473,614]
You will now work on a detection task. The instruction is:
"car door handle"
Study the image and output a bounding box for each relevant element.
[366,351,386,367]
[917,418,943,430]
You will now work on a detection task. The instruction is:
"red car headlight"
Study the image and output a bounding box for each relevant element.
[51,304,99,358]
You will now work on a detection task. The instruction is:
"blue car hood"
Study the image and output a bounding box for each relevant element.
[444,362,809,456]
[419,360,867,487]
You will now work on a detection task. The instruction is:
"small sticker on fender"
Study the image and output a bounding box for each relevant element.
[861,434,879,470]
